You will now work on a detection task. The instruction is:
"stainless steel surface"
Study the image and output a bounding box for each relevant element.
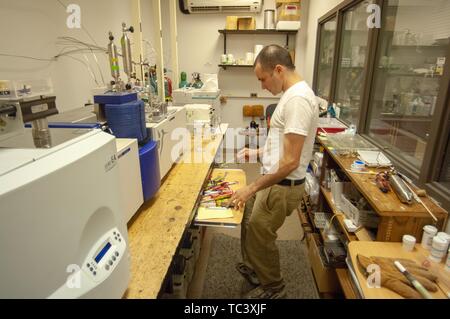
[0,103,16,115]
[390,174,413,204]
[120,23,133,79]
[145,108,177,124]
[47,105,96,123]
[108,31,120,83]
[264,9,275,29]
[31,118,52,148]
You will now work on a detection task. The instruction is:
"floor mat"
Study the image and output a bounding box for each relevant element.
[201,233,319,299]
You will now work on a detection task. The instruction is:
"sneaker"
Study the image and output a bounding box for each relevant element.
[236,262,260,286]
[243,285,287,299]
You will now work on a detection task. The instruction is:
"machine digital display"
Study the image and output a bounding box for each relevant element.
[95,242,112,263]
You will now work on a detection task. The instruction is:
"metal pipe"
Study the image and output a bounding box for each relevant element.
[32,118,52,148]
[390,174,413,204]
[107,32,120,83]
[121,23,134,81]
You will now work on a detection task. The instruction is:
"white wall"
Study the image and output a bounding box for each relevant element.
[170,0,343,129]
[173,0,285,129]
[0,0,134,113]
[0,0,344,126]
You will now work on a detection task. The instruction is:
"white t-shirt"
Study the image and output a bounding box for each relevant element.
[261,81,318,180]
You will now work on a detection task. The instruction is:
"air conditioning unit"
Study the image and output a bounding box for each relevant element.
[186,0,262,14]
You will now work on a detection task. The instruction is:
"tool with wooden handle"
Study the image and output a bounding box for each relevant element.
[397,173,438,224]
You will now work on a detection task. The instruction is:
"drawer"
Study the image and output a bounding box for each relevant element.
[194,168,246,228]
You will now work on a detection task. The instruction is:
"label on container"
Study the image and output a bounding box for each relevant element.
[284,5,299,15]
[31,103,48,114]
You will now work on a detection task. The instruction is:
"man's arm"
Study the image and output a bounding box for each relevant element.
[237,147,264,163]
[230,133,305,210]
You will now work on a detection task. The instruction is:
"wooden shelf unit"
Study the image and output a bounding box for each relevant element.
[320,186,358,242]
[318,136,448,241]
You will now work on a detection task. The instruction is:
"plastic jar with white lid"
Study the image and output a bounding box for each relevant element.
[421,225,438,250]
[446,248,450,271]
[402,234,416,252]
[429,236,448,263]
[436,232,450,251]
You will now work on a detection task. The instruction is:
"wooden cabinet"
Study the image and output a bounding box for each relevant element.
[312,0,450,226]
[317,136,448,243]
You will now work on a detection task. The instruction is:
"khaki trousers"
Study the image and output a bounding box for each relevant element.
[241,183,305,288]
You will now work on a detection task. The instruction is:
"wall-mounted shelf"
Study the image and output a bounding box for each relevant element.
[218,64,253,70]
[218,29,298,55]
[218,29,298,35]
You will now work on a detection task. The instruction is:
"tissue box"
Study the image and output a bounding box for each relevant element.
[277,3,301,21]
[237,17,256,30]
[226,16,238,30]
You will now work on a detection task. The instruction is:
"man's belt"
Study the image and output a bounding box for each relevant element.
[277,178,305,186]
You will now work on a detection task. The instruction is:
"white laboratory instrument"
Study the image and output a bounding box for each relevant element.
[146,106,186,180]
[172,87,221,124]
[116,138,143,222]
[0,93,130,298]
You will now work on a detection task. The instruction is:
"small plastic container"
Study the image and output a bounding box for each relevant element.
[402,234,416,252]
[446,248,450,272]
[421,225,438,250]
[436,232,450,252]
[429,236,448,263]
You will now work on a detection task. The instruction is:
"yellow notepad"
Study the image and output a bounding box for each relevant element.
[196,207,234,220]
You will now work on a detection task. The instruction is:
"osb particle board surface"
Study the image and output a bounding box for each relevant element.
[124,124,228,299]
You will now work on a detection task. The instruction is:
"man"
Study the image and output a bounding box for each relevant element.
[229,45,318,299]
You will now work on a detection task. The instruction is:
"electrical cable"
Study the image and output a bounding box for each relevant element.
[58,55,99,86]
[54,39,107,85]
[0,53,56,62]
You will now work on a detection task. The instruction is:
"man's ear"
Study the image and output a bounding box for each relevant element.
[275,64,283,74]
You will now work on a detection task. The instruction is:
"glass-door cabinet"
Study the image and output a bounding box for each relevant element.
[333,0,373,127]
[313,0,374,126]
[313,14,338,100]
[366,0,450,171]
[314,0,450,209]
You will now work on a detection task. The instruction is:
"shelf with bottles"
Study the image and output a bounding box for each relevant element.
[319,63,333,68]
[377,66,443,78]
[378,113,433,122]
[390,44,445,50]
[218,64,253,70]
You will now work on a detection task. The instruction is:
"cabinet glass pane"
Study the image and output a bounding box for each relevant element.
[316,18,337,100]
[334,1,372,127]
[439,120,450,187]
[367,0,450,169]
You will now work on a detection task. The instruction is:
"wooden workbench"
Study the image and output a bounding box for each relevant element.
[194,168,246,227]
[123,124,229,299]
[348,241,449,299]
[317,136,448,241]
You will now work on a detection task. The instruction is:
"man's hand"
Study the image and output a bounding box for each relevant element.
[228,185,256,211]
[237,148,259,163]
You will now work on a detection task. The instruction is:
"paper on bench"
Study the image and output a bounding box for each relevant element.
[196,207,234,220]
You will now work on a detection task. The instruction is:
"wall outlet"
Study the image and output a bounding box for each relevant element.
[250,93,257,98]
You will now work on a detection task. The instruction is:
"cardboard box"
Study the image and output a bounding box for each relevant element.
[277,3,301,21]
[307,233,340,293]
[289,50,295,64]
[226,16,238,30]
[276,0,301,7]
[237,16,256,30]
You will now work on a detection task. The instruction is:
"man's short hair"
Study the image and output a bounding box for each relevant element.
[254,45,295,71]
